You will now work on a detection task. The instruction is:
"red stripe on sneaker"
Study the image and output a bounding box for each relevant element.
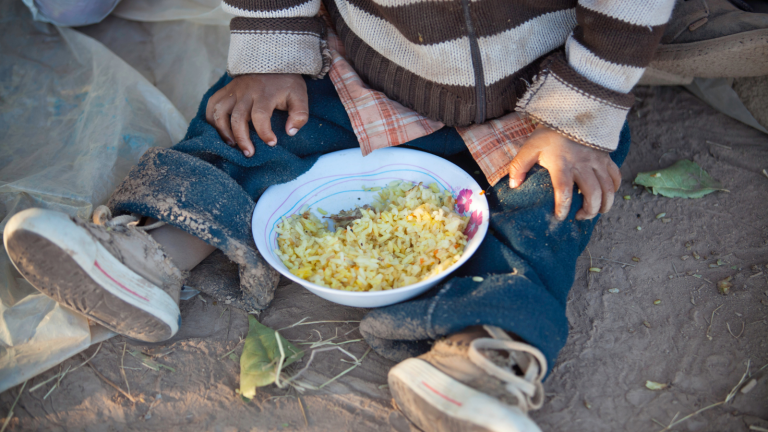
[94,260,149,301]
[422,381,463,407]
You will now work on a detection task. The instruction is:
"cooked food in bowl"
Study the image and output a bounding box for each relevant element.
[275,181,470,292]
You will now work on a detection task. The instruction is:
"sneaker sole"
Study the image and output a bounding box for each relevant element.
[4,209,180,342]
[652,29,768,78]
[388,358,542,432]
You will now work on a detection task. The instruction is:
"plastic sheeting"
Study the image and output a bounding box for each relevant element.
[21,0,122,27]
[684,78,768,135]
[113,0,232,25]
[1,0,229,393]
[79,15,230,120]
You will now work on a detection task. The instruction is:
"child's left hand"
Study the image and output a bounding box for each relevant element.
[508,124,621,221]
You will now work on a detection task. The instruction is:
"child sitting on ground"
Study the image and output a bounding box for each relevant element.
[5,1,679,430]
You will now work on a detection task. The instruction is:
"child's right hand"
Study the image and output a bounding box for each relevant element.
[205,74,309,157]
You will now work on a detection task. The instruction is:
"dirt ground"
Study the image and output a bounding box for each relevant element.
[1,85,767,431]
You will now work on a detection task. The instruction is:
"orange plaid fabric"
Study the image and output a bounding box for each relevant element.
[325,22,536,187]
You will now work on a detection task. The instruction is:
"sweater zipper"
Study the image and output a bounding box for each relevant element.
[461,0,486,124]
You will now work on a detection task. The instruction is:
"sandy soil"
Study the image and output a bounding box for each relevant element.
[1,85,767,431]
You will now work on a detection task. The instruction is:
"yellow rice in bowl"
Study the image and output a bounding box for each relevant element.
[275,181,470,291]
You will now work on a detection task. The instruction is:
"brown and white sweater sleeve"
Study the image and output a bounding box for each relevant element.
[517,0,675,152]
[222,0,330,78]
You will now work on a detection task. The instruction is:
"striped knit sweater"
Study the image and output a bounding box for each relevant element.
[223,0,675,152]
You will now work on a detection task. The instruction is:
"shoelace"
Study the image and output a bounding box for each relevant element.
[467,325,548,413]
[92,205,165,231]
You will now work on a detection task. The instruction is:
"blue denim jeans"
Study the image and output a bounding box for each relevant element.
[110,74,630,369]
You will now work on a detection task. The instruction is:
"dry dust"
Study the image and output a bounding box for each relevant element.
[2,86,767,431]
[734,76,768,130]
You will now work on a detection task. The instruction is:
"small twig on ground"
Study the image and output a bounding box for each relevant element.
[318,347,372,389]
[672,264,680,278]
[343,327,360,337]
[595,257,636,267]
[298,396,309,427]
[29,342,103,395]
[749,426,768,432]
[0,380,27,432]
[281,346,355,388]
[43,365,71,399]
[219,338,244,360]
[275,331,287,389]
[86,363,137,403]
[279,318,361,331]
[657,360,750,431]
[218,307,228,320]
[707,140,732,150]
[659,150,676,164]
[754,362,768,376]
[299,336,362,349]
[706,305,724,341]
[121,342,131,396]
[762,169,768,180]
[727,322,745,339]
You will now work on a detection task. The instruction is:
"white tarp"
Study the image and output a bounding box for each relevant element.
[0,0,229,393]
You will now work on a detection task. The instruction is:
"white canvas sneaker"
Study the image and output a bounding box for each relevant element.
[388,326,547,432]
[4,207,184,342]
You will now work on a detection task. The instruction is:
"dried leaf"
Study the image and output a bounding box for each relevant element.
[240,316,303,399]
[717,276,733,296]
[634,160,725,199]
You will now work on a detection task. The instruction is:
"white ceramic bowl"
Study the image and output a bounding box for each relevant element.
[252,148,489,308]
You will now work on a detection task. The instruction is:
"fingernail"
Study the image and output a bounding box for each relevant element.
[288,128,298,136]
[243,150,251,157]
[267,140,277,146]
[510,179,518,188]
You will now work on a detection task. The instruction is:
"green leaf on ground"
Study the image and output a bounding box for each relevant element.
[239,316,303,399]
[634,160,726,199]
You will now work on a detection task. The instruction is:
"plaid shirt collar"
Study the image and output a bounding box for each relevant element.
[325,22,536,187]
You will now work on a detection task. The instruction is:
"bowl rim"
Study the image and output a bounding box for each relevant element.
[252,147,489,299]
